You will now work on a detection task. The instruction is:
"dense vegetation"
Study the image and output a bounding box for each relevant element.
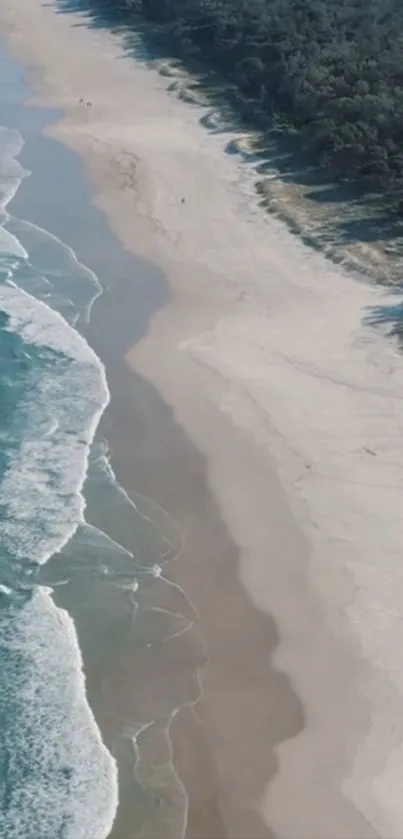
[83,0,403,210]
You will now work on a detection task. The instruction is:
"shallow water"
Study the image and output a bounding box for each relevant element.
[0,44,196,839]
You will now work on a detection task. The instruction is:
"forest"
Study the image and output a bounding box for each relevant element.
[80,0,403,211]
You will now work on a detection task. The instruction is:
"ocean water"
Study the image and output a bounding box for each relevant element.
[0,53,195,839]
[0,121,118,838]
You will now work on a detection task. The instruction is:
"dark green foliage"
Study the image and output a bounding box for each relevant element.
[82,0,403,209]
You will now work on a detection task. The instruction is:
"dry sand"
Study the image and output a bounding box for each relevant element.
[2,1,403,837]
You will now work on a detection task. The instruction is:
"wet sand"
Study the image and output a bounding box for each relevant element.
[0,18,306,839]
[3,1,403,838]
[84,253,305,838]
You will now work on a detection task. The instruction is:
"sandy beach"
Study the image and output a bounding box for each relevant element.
[2,1,403,837]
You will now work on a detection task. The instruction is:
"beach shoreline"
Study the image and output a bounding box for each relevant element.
[2,2,403,837]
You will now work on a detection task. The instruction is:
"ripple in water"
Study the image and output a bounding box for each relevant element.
[0,115,196,839]
[0,124,117,838]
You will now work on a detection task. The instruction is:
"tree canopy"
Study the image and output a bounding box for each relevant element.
[85,0,403,211]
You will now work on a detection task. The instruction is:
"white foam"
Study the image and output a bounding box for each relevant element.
[0,587,118,839]
[0,125,29,257]
[0,281,109,564]
[0,224,27,258]
[0,119,118,836]
[3,280,104,363]
[7,216,103,322]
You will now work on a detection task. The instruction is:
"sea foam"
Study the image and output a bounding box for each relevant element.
[0,122,118,836]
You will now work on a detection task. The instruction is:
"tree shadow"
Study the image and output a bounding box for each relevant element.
[50,0,403,288]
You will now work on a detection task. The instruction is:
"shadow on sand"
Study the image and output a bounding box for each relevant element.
[34,4,308,836]
[49,0,403,340]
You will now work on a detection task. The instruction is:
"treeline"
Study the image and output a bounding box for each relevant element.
[86,0,403,210]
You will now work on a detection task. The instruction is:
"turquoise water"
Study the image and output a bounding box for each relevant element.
[0,120,118,838]
[0,46,194,839]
